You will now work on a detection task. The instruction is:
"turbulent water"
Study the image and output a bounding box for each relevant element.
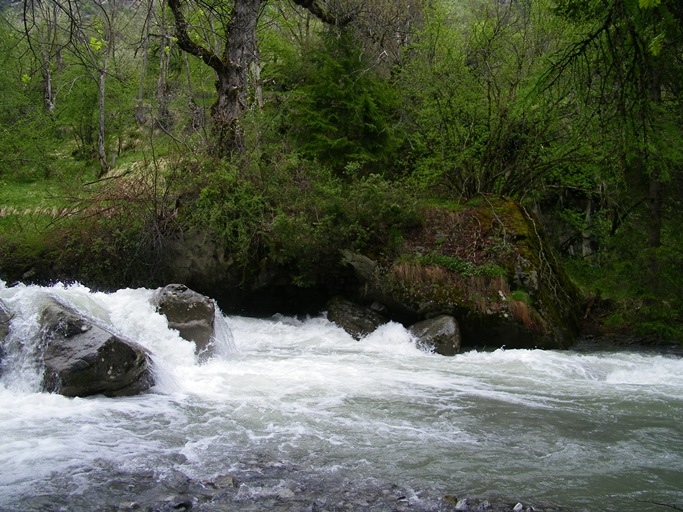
[0,282,682,512]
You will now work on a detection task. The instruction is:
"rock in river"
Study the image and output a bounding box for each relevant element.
[40,301,154,397]
[153,283,216,359]
[409,315,461,355]
[326,296,389,340]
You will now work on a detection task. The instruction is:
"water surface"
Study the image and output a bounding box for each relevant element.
[1,283,681,511]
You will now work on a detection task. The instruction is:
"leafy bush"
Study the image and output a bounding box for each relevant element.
[174,145,420,288]
[179,159,268,269]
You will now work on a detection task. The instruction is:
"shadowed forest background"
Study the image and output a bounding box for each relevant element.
[1,0,682,342]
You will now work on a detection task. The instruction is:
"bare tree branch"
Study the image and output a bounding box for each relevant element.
[166,0,226,74]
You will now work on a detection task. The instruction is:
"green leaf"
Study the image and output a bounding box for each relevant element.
[648,32,665,56]
[89,37,104,52]
[638,0,661,8]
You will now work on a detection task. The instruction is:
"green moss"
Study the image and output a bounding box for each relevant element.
[380,197,582,348]
[510,289,532,305]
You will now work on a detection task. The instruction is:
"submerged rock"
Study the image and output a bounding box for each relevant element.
[409,315,461,355]
[326,296,389,340]
[40,301,154,397]
[154,283,216,359]
[0,299,9,343]
[0,299,10,373]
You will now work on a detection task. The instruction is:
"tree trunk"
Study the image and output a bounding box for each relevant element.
[167,0,344,155]
[136,1,153,125]
[252,46,264,109]
[648,173,663,250]
[582,194,593,258]
[647,171,663,291]
[645,74,664,290]
[168,0,261,154]
[211,0,260,153]
[157,2,173,129]
[97,64,109,177]
[42,51,55,113]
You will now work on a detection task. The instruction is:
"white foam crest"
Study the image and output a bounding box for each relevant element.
[449,348,683,405]
[228,314,355,354]
[0,284,63,391]
[95,288,194,362]
[455,348,608,383]
[46,282,112,323]
[358,321,429,357]
[604,353,683,386]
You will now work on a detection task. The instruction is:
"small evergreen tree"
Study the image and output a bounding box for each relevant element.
[286,29,404,177]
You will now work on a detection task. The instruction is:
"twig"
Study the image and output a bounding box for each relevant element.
[82,169,132,186]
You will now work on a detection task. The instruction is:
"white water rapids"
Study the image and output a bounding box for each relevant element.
[0,282,682,512]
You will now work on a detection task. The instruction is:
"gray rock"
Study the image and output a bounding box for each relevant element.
[0,299,10,374]
[154,284,216,358]
[40,302,154,397]
[0,299,10,343]
[455,498,470,511]
[409,315,461,355]
[326,296,389,340]
[341,250,379,282]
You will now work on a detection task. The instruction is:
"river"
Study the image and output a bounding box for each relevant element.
[0,282,682,511]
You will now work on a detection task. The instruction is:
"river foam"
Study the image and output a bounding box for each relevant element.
[0,282,682,511]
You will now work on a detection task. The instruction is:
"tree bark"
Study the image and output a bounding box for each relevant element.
[97,64,109,176]
[167,0,261,153]
[212,0,260,153]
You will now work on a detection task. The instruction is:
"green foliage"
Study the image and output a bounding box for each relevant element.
[566,232,683,342]
[56,73,100,160]
[399,0,581,199]
[176,140,420,287]
[545,0,683,341]
[510,289,532,305]
[182,160,267,269]
[0,21,57,180]
[284,29,404,176]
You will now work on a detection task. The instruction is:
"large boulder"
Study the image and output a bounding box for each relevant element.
[153,284,216,358]
[409,315,461,356]
[326,296,389,340]
[342,197,582,350]
[40,302,154,397]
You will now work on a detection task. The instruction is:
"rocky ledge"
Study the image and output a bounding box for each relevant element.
[326,198,581,352]
[163,197,582,352]
[320,198,581,355]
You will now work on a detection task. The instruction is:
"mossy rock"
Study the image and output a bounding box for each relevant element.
[349,197,581,349]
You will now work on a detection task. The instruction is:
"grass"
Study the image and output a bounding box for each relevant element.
[419,253,507,278]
